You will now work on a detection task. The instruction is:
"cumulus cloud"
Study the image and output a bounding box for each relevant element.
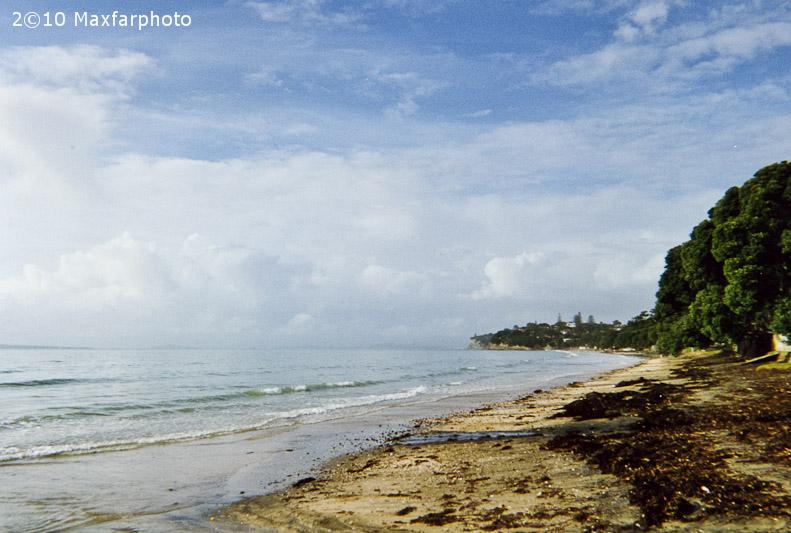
[361,265,429,296]
[615,1,669,41]
[467,241,669,326]
[593,251,666,290]
[281,312,315,334]
[0,233,266,313]
[0,233,173,331]
[0,232,299,346]
[470,252,546,300]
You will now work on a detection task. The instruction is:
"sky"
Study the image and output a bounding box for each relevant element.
[0,0,789,349]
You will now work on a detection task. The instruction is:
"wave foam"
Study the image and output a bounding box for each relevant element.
[0,385,429,463]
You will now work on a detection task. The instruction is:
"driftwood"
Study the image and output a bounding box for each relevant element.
[742,351,790,365]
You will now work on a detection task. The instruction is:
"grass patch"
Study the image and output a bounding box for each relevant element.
[757,363,791,371]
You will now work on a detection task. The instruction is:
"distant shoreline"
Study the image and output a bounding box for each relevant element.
[470,339,655,357]
[0,344,93,350]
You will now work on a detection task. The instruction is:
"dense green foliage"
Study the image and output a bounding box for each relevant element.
[654,161,791,356]
[479,311,657,351]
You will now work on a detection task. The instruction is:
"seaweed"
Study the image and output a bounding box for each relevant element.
[410,508,461,526]
[551,382,685,420]
[547,354,791,527]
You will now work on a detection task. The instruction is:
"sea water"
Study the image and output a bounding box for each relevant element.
[0,347,640,531]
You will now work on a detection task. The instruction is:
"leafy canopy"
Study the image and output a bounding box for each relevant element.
[654,161,791,356]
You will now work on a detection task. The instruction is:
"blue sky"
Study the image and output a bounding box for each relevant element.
[0,0,790,348]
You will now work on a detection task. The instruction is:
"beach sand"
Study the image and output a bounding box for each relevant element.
[218,351,791,532]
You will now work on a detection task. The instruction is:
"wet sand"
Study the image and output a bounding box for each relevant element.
[219,351,791,531]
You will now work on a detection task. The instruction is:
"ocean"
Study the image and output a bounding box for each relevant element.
[0,347,640,531]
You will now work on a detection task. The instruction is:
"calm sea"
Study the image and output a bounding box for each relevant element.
[0,347,640,531]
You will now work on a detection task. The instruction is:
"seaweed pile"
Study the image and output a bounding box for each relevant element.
[550,381,685,421]
[546,353,791,528]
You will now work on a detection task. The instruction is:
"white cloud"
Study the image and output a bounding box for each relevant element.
[0,232,297,346]
[281,312,315,333]
[0,84,110,185]
[593,251,666,290]
[537,6,791,88]
[2,19,790,348]
[246,67,285,87]
[246,1,300,22]
[246,0,363,26]
[614,23,641,41]
[361,265,429,296]
[615,1,672,42]
[0,118,765,346]
[0,45,151,94]
[0,46,153,226]
[467,240,670,323]
[238,39,454,120]
[530,0,610,16]
[0,232,279,315]
[381,0,460,16]
[662,22,791,78]
[466,109,492,118]
[371,69,445,117]
[470,252,546,300]
[629,1,669,35]
[0,233,170,311]
[284,122,319,135]
[534,42,658,86]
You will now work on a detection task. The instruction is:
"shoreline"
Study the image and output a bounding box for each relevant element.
[219,352,791,532]
[1,349,641,532]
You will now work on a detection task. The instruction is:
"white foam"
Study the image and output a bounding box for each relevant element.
[275,385,428,420]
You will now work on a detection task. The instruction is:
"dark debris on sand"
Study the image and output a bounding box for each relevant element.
[550,382,686,421]
[546,352,791,528]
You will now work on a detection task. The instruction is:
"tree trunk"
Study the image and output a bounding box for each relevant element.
[738,333,774,358]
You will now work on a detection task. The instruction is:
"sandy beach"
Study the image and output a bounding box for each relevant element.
[218,351,791,532]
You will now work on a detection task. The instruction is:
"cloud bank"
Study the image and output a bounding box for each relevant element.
[1,1,790,348]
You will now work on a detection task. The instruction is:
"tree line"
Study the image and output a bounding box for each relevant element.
[473,311,657,351]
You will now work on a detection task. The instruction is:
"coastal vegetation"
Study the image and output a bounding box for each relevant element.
[474,161,791,357]
[653,161,791,357]
[471,311,656,352]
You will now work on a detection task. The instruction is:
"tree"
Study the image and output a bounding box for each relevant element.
[613,311,657,350]
[654,244,716,353]
[654,161,791,356]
